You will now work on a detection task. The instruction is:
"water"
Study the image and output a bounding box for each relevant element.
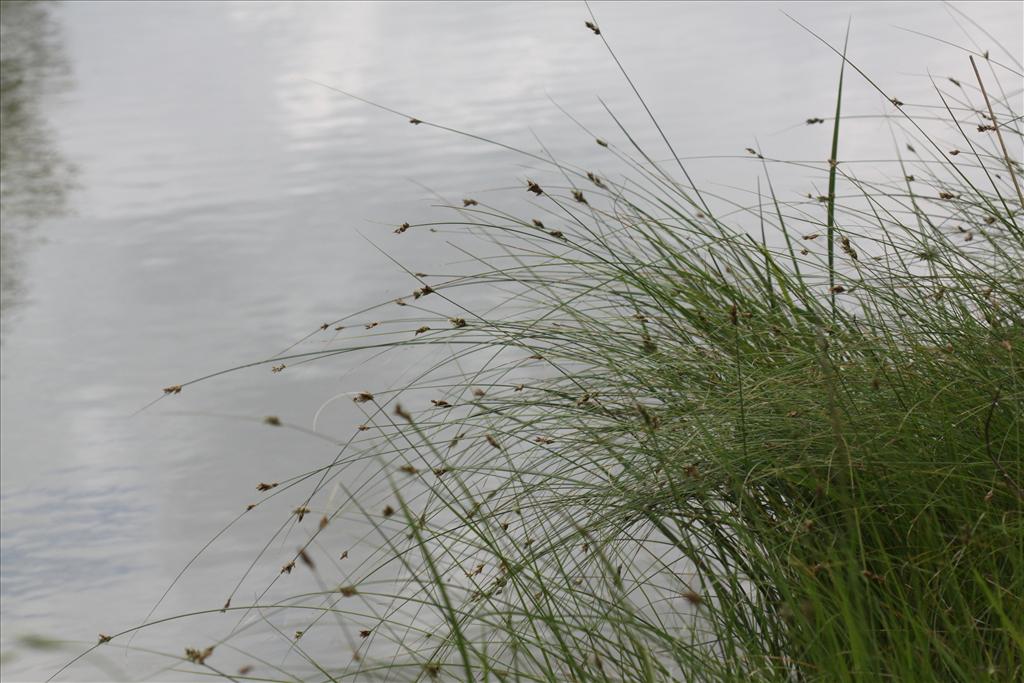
[1,1,1020,679]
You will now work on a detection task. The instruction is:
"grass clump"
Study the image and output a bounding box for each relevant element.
[59,14,1022,683]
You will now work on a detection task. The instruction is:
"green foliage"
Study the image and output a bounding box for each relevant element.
[61,17,1023,683]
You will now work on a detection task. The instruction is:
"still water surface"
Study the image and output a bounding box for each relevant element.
[1,1,1020,679]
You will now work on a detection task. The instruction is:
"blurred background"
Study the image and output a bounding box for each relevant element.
[1,1,1020,679]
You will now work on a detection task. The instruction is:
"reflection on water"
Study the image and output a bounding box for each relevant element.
[0,1,1020,680]
[0,0,75,323]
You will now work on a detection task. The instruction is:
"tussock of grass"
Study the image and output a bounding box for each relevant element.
[57,14,1023,683]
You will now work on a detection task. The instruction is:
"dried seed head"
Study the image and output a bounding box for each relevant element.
[399,464,419,475]
[485,434,501,449]
[585,20,600,34]
[383,505,395,517]
[298,548,316,569]
[281,561,295,574]
[462,198,478,207]
[163,385,182,395]
[293,506,311,522]
[98,634,112,644]
[450,317,467,328]
[395,298,407,306]
[572,189,587,204]
[353,392,375,404]
[364,321,380,330]
[409,118,422,125]
[394,222,410,234]
[221,598,231,612]
[806,117,825,124]
[238,666,253,676]
[890,97,904,107]
[532,219,545,228]
[185,646,215,665]
[415,326,431,336]
[431,399,452,408]
[263,416,281,426]
[357,424,370,431]
[472,388,486,398]
[394,403,412,422]
[246,503,256,511]
[359,629,372,638]
[256,482,278,491]
[830,285,846,294]
[271,364,286,373]
[840,235,858,260]
[339,585,358,597]
[319,515,329,529]
[526,180,543,195]
[339,550,349,560]
[320,323,329,331]
[682,590,703,606]
[548,230,565,239]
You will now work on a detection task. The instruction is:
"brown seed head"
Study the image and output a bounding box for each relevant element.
[682,590,703,606]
